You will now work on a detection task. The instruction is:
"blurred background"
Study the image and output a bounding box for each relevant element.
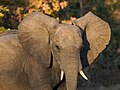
[0,0,120,89]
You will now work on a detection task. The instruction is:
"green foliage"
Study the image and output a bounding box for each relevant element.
[0,5,9,32]
[0,27,6,33]
[95,0,111,22]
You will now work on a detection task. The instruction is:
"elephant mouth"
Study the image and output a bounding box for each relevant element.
[60,69,88,81]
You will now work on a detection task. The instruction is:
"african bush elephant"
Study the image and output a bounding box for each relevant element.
[0,11,111,90]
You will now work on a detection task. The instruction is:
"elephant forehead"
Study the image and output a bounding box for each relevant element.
[56,27,82,48]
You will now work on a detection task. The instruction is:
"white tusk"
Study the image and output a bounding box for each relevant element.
[60,70,64,81]
[79,70,88,80]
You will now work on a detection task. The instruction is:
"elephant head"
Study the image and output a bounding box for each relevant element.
[18,11,111,90]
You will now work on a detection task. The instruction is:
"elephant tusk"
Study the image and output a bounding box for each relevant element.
[60,70,64,81]
[79,70,88,80]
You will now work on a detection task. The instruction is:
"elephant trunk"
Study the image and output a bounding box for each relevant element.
[60,48,80,90]
[65,58,78,90]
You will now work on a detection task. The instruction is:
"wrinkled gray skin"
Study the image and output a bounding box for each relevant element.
[0,11,111,90]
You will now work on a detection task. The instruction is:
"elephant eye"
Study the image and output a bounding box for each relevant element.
[52,42,60,53]
[55,45,60,51]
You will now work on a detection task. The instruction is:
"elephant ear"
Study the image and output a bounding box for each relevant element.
[18,11,59,68]
[74,12,111,65]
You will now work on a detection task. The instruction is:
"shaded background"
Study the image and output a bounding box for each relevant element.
[0,0,120,89]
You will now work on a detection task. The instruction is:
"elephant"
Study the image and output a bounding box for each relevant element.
[0,11,111,90]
